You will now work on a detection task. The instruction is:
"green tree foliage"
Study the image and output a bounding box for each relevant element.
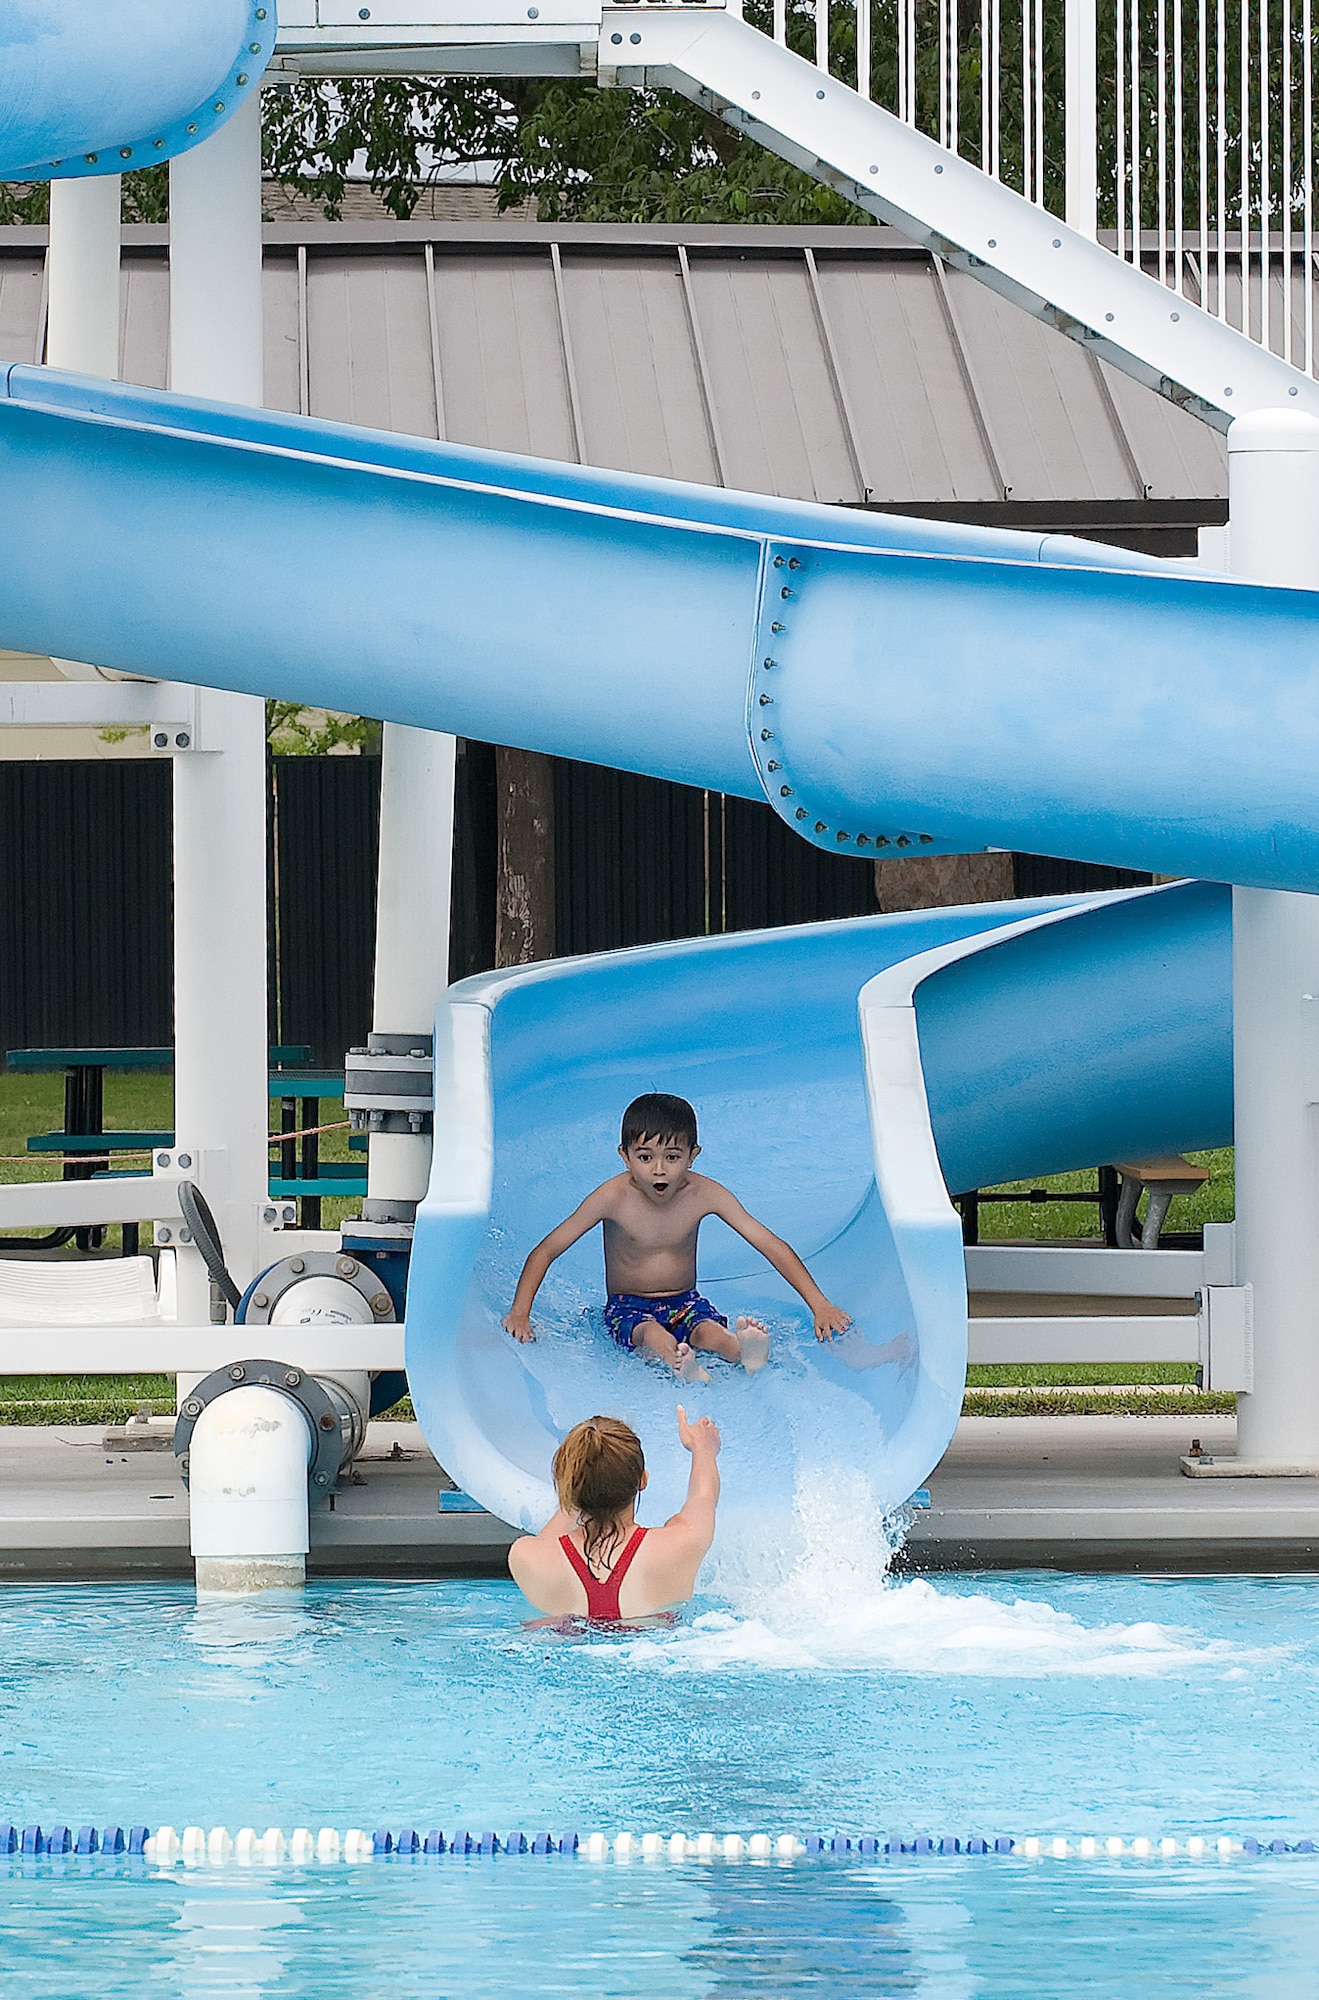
[260,0,873,224]
[265,701,381,755]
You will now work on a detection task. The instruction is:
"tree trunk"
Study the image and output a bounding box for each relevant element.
[495,747,556,966]
[873,851,1016,913]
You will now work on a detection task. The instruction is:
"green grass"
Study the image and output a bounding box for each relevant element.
[973,1147,1234,1240]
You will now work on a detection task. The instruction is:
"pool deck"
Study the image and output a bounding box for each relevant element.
[907,1414,1319,1571]
[0,1421,515,1580]
[0,1413,1316,1579]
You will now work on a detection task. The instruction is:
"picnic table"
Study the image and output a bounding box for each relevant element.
[5,1045,367,1245]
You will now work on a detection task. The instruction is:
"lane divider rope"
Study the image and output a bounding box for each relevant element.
[0,1826,1314,1863]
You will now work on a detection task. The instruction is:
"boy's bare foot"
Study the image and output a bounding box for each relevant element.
[735,1316,770,1373]
[677,1347,711,1385]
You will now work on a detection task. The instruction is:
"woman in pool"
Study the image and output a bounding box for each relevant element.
[508,1406,721,1624]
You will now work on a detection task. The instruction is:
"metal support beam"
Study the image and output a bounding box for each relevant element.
[1227,408,1319,1471]
[46,176,122,379]
[169,94,271,1325]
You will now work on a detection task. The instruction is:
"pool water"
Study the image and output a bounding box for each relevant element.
[1,1553,1318,1995]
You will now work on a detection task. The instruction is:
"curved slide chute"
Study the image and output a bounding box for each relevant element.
[0,0,272,182]
[407,882,1231,1530]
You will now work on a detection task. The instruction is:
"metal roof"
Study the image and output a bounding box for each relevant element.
[0,220,1231,531]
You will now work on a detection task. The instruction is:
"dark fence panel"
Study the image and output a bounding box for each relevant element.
[0,756,1156,1071]
[553,761,879,954]
[0,761,173,1054]
[555,761,708,956]
[721,794,877,932]
[1013,854,1152,897]
[268,755,381,1066]
[450,739,497,982]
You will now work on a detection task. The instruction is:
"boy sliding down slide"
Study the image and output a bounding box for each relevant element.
[502,1091,851,1384]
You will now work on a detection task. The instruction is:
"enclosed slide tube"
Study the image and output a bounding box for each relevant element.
[0,0,271,183]
[2,369,1319,892]
[406,882,1230,1531]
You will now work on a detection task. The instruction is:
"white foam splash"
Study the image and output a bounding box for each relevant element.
[587,1459,1262,1680]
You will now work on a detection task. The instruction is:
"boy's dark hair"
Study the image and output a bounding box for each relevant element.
[621,1092,698,1153]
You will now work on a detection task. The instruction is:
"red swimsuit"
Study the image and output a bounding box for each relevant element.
[558,1526,648,1622]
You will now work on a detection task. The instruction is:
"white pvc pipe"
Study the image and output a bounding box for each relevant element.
[1227,408,1319,1469]
[188,1386,312,1592]
[46,176,122,378]
[168,94,270,1324]
[368,723,457,1210]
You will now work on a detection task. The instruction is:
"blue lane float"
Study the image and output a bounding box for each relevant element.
[0,1824,1316,1862]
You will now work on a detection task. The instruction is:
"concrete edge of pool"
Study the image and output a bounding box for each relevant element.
[0,1414,1317,1580]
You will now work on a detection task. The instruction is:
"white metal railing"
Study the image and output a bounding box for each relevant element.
[757,0,1314,376]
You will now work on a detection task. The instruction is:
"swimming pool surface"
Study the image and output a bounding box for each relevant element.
[1,1556,1317,1995]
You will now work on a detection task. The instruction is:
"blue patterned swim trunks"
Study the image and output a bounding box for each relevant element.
[604,1288,728,1352]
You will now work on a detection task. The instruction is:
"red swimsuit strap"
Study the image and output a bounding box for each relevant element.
[559,1526,648,1622]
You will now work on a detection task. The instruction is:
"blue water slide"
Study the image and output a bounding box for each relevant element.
[0,368,1316,889]
[409,882,1230,1530]
[0,1,272,182]
[0,365,1269,1529]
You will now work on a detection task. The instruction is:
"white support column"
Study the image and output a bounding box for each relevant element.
[1227,408,1319,1469]
[169,94,270,1322]
[45,176,122,378]
[1064,0,1098,239]
[364,723,456,1218]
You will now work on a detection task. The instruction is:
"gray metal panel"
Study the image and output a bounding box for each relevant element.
[557,251,719,484]
[427,250,576,460]
[263,251,303,416]
[945,267,1140,501]
[815,255,999,503]
[686,253,862,502]
[0,255,42,367]
[1097,357,1227,500]
[118,252,169,391]
[305,251,438,437]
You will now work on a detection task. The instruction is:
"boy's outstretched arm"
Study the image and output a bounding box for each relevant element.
[707,1185,852,1341]
[502,1185,612,1341]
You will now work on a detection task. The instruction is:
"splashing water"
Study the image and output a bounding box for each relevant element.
[581,1459,1271,1681]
